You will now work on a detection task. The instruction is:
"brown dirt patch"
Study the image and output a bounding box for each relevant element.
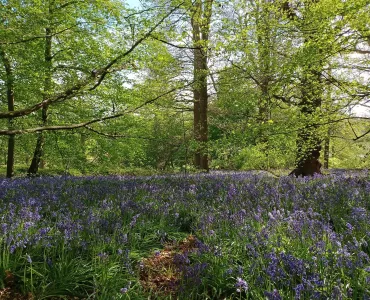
[139,235,199,296]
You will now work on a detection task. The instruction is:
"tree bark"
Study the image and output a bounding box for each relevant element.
[28,22,52,175]
[0,48,16,178]
[192,11,202,168]
[191,0,212,171]
[256,1,273,168]
[291,68,323,177]
[323,133,329,169]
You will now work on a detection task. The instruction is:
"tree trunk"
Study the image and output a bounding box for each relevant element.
[6,135,15,178]
[256,1,273,168]
[291,131,322,177]
[291,69,323,177]
[281,0,324,177]
[191,0,212,171]
[323,133,330,169]
[28,23,52,175]
[193,19,201,168]
[0,48,16,178]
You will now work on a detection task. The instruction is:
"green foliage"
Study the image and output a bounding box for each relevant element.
[0,0,369,176]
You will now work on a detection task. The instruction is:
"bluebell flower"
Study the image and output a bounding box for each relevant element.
[235,277,248,293]
[264,289,282,300]
[225,268,233,275]
[294,284,304,300]
[26,254,32,263]
[331,285,342,300]
[98,252,109,260]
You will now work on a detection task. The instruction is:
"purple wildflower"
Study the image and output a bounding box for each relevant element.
[294,283,304,299]
[264,289,282,300]
[26,254,32,263]
[235,277,248,293]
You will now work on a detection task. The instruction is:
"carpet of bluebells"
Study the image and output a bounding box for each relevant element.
[1,172,370,299]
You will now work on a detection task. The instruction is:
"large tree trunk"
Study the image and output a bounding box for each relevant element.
[28,24,52,175]
[281,1,324,177]
[291,131,322,177]
[191,0,212,171]
[291,68,323,177]
[0,48,16,178]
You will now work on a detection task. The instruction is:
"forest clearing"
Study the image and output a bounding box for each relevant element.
[1,0,370,298]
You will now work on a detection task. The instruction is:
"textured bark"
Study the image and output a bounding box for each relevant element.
[191,0,212,171]
[0,48,16,178]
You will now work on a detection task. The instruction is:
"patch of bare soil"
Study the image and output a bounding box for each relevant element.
[0,270,33,299]
[139,235,199,296]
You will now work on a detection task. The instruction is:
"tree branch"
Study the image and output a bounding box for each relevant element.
[0,80,194,135]
[353,128,370,141]
[0,24,84,45]
[0,3,183,119]
[150,34,199,49]
[89,2,184,91]
[85,126,159,140]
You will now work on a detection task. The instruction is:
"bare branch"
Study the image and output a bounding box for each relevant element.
[353,128,370,141]
[352,49,370,54]
[347,119,359,139]
[85,126,158,140]
[150,34,199,49]
[54,64,91,74]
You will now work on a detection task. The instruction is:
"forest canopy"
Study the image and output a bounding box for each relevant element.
[0,0,369,177]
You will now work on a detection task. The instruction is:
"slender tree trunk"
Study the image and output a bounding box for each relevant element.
[199,46,208,170]
[28,23,52,175]
[192,0,202,169]
[323,133,329,169]
[256,1,273,168]
[0,48,15,178]
[6,135,15,178]
[323,68,332,170]
[191,0,212,171]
